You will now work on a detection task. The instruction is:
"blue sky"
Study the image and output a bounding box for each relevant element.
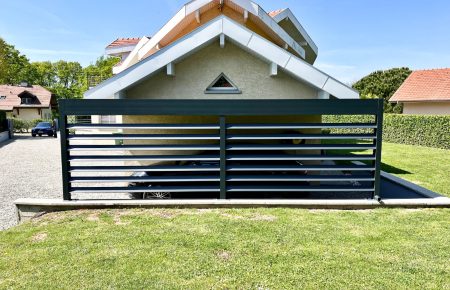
[1,0,449,84]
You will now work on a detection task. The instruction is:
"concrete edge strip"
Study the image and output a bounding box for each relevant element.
[14,197,450,223]
[15,198,450,209]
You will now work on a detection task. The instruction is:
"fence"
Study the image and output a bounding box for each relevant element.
[59,99,383,201]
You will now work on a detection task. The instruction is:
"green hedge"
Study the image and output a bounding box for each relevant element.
[383,114,449,149]
[323,114,450,149]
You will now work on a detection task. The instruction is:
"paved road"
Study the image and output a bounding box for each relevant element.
[0,135,61,230]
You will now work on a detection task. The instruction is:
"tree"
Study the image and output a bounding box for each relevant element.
[30,61,56,87]
[82,56,120,90]
[0,37,33,85]
[51,60,84,99]
[1,37,121,103]
[353,67,412,113]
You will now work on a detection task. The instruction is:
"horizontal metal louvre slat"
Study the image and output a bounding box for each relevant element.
[227,123,376,130]
[70,175,373,183]
[226,144,376,151]
[226,175,374,182]
[227,134,376,140]
[68,123,219,130]
[71,176,220,183]
[69,145,220,151]
[68,134,220,140]
[60,99,381,116]
[227,155,376,161]
[227,186,375,192]
[69,165,375,173]
[70,165,220,172]
[227,165,376,171]
[69,155,219,162]
[71,186,220,194]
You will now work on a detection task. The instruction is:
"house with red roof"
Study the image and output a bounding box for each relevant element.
[390,68,450,115]
[0,83,56,120]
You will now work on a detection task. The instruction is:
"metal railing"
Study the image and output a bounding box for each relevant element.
[59,99,383,201]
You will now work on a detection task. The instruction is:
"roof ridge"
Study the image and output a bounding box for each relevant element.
[413,68,450,73]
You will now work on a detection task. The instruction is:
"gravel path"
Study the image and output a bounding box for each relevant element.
[0,135,61,230]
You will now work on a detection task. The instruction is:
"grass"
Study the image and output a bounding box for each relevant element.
[380,142,450,196]
[326,141,450,197]
[0,208,449,289]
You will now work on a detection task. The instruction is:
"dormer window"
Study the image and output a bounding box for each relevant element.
[205,73,241,94]
[21,97,33,104]
[18,91,40,105]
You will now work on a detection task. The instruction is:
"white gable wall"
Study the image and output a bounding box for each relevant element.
[126,41,318,100]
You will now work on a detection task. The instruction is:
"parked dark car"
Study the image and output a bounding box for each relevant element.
[31,122,57,137]
[128,150,308,199]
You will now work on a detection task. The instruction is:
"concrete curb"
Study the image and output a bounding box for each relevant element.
[14,197,450,223]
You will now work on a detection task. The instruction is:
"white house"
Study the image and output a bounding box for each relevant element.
[86,0,358,102]
[82,0,360,168]
[0,84,55,121]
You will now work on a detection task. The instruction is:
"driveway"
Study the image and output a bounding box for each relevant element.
[0,135,61,230]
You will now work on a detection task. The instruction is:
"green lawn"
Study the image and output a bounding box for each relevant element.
[380,142,450,196]
[0,208,449,289]
[327,141,450,197]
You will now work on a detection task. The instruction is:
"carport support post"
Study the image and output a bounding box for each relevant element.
[59,108,71,201]
[373,99,384,201]
[220,116,227,199]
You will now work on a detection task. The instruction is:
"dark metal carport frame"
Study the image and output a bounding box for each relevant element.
[59,99,383,201]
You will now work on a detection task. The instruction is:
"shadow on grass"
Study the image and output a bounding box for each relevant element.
[322,139,412,175]
[381,163,411,175]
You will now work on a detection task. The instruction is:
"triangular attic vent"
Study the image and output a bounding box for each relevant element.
[205,73,241,94]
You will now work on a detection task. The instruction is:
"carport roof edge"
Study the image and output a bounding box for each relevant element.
[84,16,359,100]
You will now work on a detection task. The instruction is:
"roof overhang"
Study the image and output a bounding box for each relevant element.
[135,0,314,62]
[270,8,318,64]
[85,16,358,100]
[112,37,151,74]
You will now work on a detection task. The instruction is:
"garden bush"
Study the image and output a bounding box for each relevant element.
[323,114,450,149]
[12,118,30,133]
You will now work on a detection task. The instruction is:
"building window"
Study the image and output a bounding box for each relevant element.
[100,115,116,124]
[21,97,33,104]
[205,73,241,94]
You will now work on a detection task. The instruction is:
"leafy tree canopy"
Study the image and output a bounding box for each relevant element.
[0,37,32,84]
[353,67,412,113]
[0,37,120,99]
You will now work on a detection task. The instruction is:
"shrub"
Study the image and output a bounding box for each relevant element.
[12,118,30,133]
[323,114,450,149]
